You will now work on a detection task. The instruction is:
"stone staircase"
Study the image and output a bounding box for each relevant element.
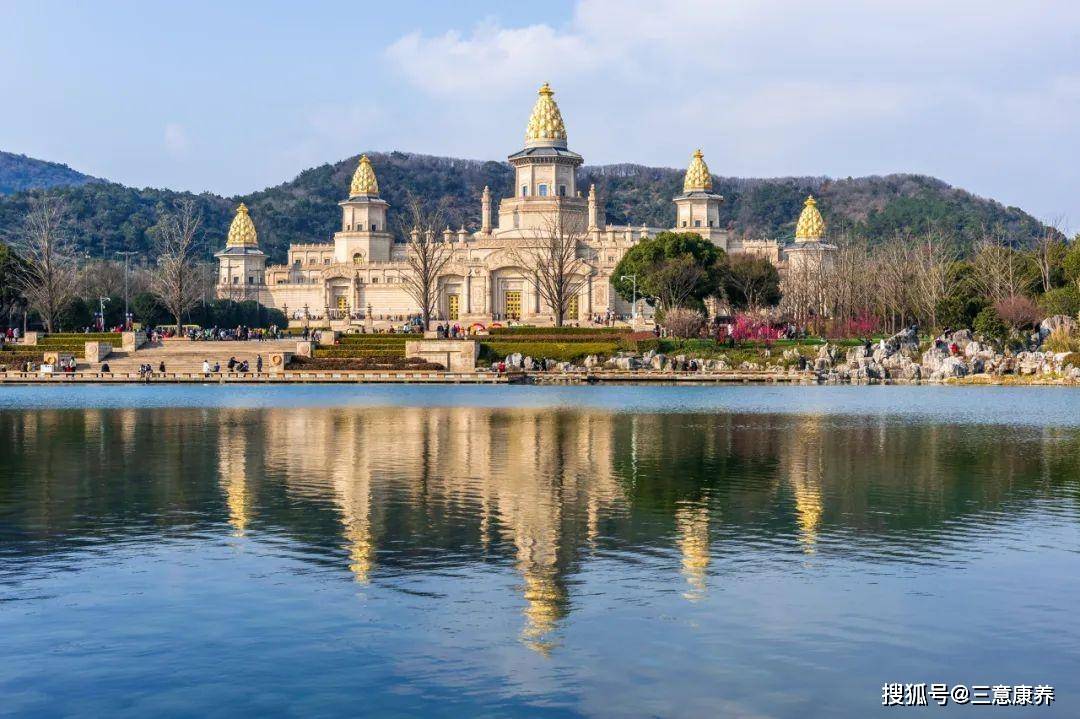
[96,339,296,374]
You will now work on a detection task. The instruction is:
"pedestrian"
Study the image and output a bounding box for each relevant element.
[256,355,263,373]
[202,359,210,376]
[158,361,166,373]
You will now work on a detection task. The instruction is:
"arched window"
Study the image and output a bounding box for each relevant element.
[521,185,528,197]
[538,184,548,197]
[352,252,363,265]
[559,185,566,197]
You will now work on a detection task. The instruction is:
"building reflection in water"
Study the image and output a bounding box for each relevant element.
[785,419,825,555]
[218,417,251,537]
[675,502,710,601]
[8,403,1073,657]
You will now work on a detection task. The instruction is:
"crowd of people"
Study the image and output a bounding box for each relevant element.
[178,325,282,342]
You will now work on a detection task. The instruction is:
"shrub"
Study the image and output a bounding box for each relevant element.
[973,306,1007,342]
[730,313,780,342]
[825,313,878,339]
[1039,287,1080,318]
[993,295,1042,331]
[663,308,705,338]
[1043,327,1080,353]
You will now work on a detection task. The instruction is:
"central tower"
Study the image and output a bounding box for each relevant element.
[496,83,587,236]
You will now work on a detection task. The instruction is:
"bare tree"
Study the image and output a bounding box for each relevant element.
[150,199,206,331]
[76,258,125,299]
[12,193,77,333]
[398,196,453,328]
[909,233,957,331]
[508,213,591,326]
[1032,220,1065,293]
[971,237,1035,305]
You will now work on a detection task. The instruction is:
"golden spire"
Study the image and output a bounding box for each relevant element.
[349,154,379,197]
[795,195,826,241]
[226,203,258,247]
[525,82,567,144]
[682,149,713,192]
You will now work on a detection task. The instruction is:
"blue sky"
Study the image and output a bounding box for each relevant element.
[2,1,1079,232]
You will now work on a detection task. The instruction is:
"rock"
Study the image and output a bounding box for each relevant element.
[887,326,920,352]
[615,356,637,371]
[921,347,950,374]
[1040,315,1076,338]
[583,355,599,369]
[931,356,968,381]
[649,353,668,370]
[506,353,523,368]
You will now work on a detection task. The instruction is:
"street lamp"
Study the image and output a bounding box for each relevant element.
[98,297,111,331]
[619,274,638,324]
[115,251,138,329]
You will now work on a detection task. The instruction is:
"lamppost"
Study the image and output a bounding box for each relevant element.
[98,297,111,331]
[619,274,638,324]
[115,251,138,329]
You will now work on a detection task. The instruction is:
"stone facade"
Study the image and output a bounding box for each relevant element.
[217,83,833,327]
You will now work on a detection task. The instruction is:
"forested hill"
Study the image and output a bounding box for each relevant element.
[0,151,102,195]
[0,150,1050,262]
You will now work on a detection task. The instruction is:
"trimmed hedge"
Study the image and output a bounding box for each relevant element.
[488,326,626,336]
[486,333,630,343]
[43,333,121,341]
[314,348,406,359]
[288,356,443,371]
[480,341,619,363]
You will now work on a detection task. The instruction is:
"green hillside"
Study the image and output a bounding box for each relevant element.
[0,151,1050,262]
[0,151,103,195]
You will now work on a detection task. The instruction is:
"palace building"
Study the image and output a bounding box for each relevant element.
[215,83,833,326]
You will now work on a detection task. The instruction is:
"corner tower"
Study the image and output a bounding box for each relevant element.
[496,83,587,236]
[786,195,837,274]
[672,149,726,248]
[216,203,267,297]
[335,155,393,264]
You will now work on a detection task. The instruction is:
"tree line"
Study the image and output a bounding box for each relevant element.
[0,193,283,333]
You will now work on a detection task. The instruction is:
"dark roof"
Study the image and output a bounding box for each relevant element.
[507,146,584,163]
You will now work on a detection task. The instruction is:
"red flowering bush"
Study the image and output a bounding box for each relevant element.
[730,314,781,343]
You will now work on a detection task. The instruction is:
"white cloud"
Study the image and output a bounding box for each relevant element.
[379,0,1080,228]
[385,19,600,95]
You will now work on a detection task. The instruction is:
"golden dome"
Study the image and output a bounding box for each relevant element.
[795,195,826,241]
[349,154,379,197]
[226,203,258,247]
[525,82,567,144]
[682,149,713,192]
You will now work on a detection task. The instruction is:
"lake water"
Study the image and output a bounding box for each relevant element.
[2,385,1079,718]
